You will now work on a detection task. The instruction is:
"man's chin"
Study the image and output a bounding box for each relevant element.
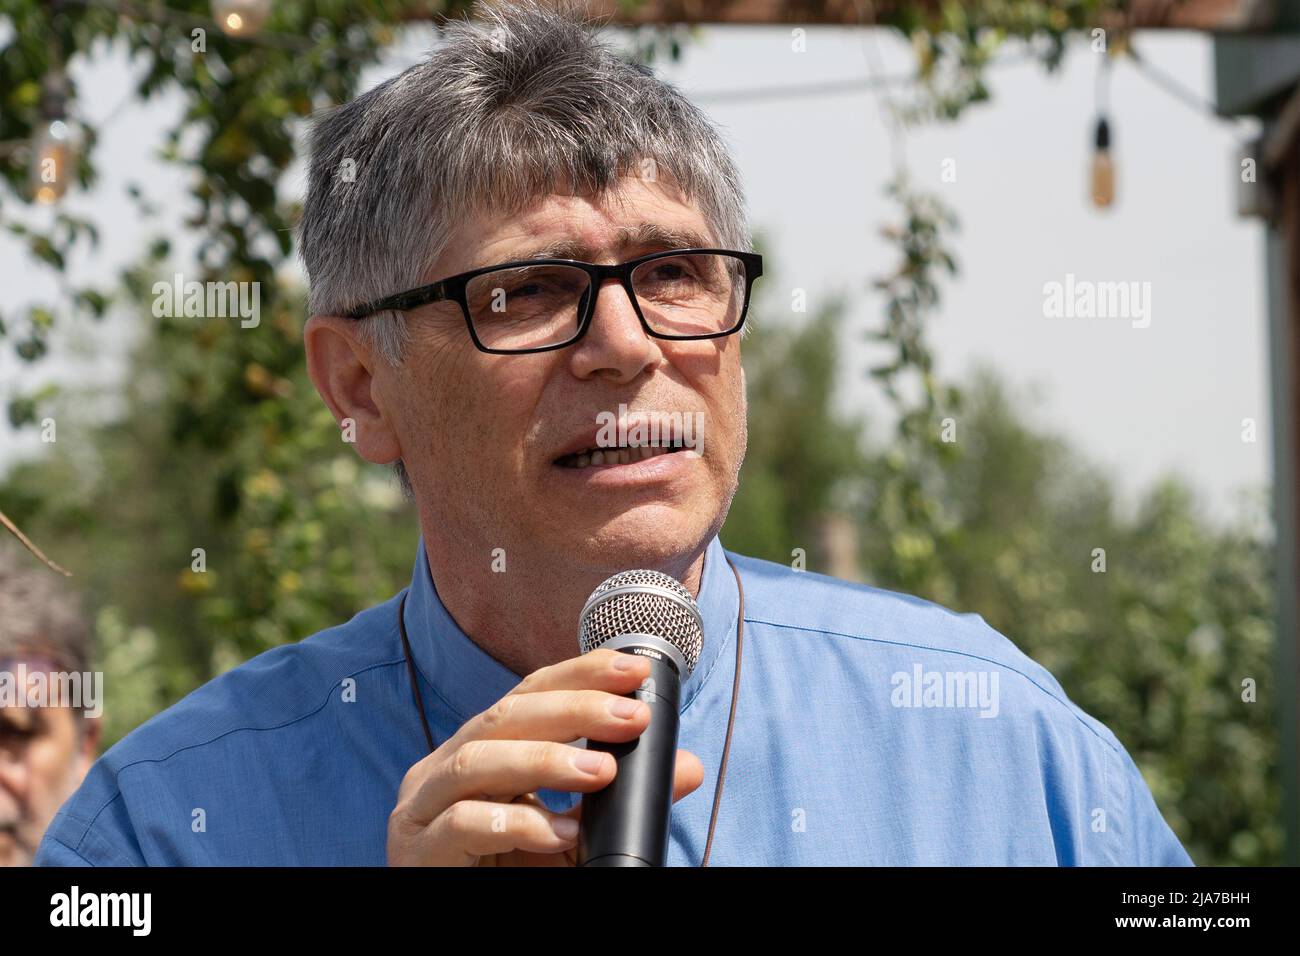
[545,507,713,575]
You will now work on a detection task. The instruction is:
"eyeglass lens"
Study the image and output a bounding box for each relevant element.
[462,252,747,350]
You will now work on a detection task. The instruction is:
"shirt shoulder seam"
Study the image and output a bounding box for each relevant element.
[742,613,1120,753]
[112,657,411,776]
[44,831,99,867]
[73,790,124,847]
[65,656,414,862]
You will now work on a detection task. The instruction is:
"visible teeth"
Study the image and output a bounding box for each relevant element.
[560,443,697,468]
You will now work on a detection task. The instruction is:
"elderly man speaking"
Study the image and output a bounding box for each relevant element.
[37,0,1190,867]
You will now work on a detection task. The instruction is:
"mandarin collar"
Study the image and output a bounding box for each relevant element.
[401,533,740,724]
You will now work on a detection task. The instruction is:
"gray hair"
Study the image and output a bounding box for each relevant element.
[0,544,93,722]
[296,0,754,370]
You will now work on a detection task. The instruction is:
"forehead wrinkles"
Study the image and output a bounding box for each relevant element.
[466,174,708,260]
[475,211,714,270]
[504,223,714,265]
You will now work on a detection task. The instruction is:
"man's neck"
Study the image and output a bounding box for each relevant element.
[418,527,709,680]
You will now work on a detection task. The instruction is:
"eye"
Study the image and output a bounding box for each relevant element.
[650,261,692,281]
[0,720,37,744]
[509,280,547,298]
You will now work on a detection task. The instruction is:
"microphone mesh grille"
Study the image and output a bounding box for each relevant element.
[578,569,704,676]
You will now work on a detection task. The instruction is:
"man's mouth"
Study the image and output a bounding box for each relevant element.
[554,443,692,469]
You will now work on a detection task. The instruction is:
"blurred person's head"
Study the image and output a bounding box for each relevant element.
[0,545,99,866]
[297,0,754,595]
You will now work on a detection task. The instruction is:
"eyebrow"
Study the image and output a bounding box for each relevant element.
[0,707,43,733]
[495,223,715,266]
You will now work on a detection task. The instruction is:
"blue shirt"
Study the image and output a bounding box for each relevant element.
[36,535,1192,866]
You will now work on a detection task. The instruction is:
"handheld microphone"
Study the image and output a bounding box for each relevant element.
[575,569,704,867]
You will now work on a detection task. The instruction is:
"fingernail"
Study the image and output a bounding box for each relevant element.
[613,655,639,671]
[609,697,644,719]
[552,816,579,840]
[574,750,608,774]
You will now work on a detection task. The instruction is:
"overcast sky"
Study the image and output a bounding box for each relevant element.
[0,21,1271,527]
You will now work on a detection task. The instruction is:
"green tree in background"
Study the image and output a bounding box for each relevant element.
[721,290,870,562]
[907,371,1280,865]
[0,253,418,744]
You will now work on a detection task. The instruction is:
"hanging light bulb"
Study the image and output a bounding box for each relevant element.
[29,71,73,205]
[1089,49,1117,211]
[31,119,72,204]
[1090,115,1115,209]
[212,0,270,38]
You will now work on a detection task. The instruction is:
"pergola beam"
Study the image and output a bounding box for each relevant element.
[576,0,1275,32]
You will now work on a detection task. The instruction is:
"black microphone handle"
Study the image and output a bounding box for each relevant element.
[577,646,682,867]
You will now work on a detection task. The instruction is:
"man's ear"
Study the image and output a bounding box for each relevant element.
[303,315,403,467]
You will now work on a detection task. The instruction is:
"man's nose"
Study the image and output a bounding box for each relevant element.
[567,277,662,383]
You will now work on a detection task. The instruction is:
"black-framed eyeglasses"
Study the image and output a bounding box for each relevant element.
[343,247,763,354]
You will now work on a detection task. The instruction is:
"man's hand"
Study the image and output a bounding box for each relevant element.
[387,647,705,866]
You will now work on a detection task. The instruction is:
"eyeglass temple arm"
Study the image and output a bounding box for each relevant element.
[346,281,451,320]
